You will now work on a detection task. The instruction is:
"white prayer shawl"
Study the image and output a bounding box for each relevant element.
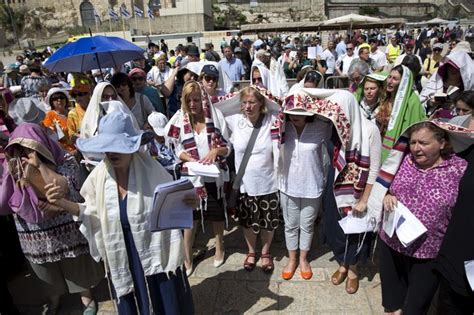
[300,89,371,213]
[78,152,185,299]
[269,58,289,97]
[251,61,287,98]
[420,50,474,106]
[287,71,324,95]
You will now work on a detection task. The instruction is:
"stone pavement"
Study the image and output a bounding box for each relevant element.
[9,221,383,314]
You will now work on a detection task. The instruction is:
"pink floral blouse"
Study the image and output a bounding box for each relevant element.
[380,154,467,259]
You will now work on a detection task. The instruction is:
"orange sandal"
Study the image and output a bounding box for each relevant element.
[243,253,257,271]
[261,253,274,273]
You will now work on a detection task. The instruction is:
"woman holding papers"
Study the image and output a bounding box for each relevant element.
[41,111,195,315]
[375,121,467,315]
[166,81,230,275]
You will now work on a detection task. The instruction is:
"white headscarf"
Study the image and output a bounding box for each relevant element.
[184,61,233,95]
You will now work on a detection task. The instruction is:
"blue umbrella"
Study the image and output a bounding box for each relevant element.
[43,35,145,73]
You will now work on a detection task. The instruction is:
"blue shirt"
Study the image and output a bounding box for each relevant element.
[336,41,346,58]
[218,57,245,82]
[142,86,165,115]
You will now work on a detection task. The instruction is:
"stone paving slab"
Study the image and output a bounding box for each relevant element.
[9,221,384,314]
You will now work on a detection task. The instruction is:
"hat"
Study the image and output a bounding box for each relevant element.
[70,83,91,94]
[254,39,264,49]
[405,40,415,48]
[8,97,45,125]
[256,49,271,58]
[188,46,200,57]
[242,38,252,46]
[201,64,219,78]
[147,112,169,137]
[128,68,147,78]
[234,47,242,53]
[76,111,144,154]
[366,72,388,82]
[433,43,444,50]
[19,65,30,74]
[4,64,16,74]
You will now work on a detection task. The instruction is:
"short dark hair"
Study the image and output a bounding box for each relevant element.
[408,122,452,159]
[110,72,135,98]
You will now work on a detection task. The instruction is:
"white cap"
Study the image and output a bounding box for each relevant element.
[147,112,169,137]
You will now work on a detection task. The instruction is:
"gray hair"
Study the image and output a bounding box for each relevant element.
[347,59,370,79]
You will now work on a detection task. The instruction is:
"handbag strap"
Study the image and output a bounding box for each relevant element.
[232,114,264,190]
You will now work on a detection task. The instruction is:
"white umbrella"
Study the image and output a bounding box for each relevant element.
[322,13,381,26]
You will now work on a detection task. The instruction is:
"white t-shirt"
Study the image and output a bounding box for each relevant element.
[320,49,336,75]
[336,54,355,75]
[278,121,332,198]
[370,49,387,71]
[226,113,278,196]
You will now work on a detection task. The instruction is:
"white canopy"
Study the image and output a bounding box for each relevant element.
[322,14,381,26]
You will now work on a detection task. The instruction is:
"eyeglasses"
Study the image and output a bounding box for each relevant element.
[203,75,218,82]
[72,91,89,98]
[131,76,145,82]
[252,76,262,83]
[51,95,67,102]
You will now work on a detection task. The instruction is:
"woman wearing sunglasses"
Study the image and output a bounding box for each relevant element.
[42,88,76,153]
[111,72,156,130]
[449,91,474,130]
[67,83,91,144]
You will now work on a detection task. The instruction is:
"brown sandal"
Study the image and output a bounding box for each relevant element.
[243,253,257,271]
[261,253,274,273]
[331,269,348,285]
[345,275,359,294]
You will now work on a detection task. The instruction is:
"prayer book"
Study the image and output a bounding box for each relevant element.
[149,178,194,232]
[184,162,220,177]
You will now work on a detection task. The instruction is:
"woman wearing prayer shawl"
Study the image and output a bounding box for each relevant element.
[165,81,230,275]
[250,63,287,98]
[367,121,470,314]
[354,72,387,125]
[79,82,140,168]
[0,123,104,314]
[377,65,426,162]
[301,88,381,294]
[434,128,474,314]
[287,68,324,95]
[42,111,195,315]
[420,50,474,111]
[214,86,282,273]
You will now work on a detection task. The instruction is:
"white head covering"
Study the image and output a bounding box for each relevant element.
[183,61,233,95]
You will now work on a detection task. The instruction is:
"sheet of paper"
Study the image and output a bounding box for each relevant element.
[382,209,400,238]
[307,47,317,59]
[338,212,375,234]
[185,162,220,178]
[395,202,427,247]
[149,178,194,232]
[464,260,474,291]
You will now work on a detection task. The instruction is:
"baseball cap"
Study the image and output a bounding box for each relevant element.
[243,38,253,46]
[201,64,219,78]
[188,46,200,57]
[254,39,264,49]
[147,112,169,137]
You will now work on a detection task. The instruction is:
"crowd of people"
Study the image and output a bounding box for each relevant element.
[0,26,473,315]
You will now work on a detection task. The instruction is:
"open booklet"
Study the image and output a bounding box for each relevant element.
[383,201,427,247]
[149,178,195,232]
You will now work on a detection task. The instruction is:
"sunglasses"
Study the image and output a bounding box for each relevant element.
[433,48,442,52]
[347,47,354,50]
[306,71,322,82]
[72,91,89,97]
[252,77,262,82]
[131,76,145,82]
[203,75,218,82]
[51,95,66,102]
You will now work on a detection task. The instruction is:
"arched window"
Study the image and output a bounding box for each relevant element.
[80,0,96,28]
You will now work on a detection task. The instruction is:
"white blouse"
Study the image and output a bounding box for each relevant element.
[278,121,332,198]
[226,113,278,196]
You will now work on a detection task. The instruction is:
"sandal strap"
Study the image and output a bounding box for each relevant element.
[246,252,257,258]
[261,253,273,259]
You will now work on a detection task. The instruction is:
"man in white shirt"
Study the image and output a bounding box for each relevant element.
[369,38,387,72]
[394,41,422,70]
[320,40,338,87]
[147,55,172,88]
[336,42,356,76]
